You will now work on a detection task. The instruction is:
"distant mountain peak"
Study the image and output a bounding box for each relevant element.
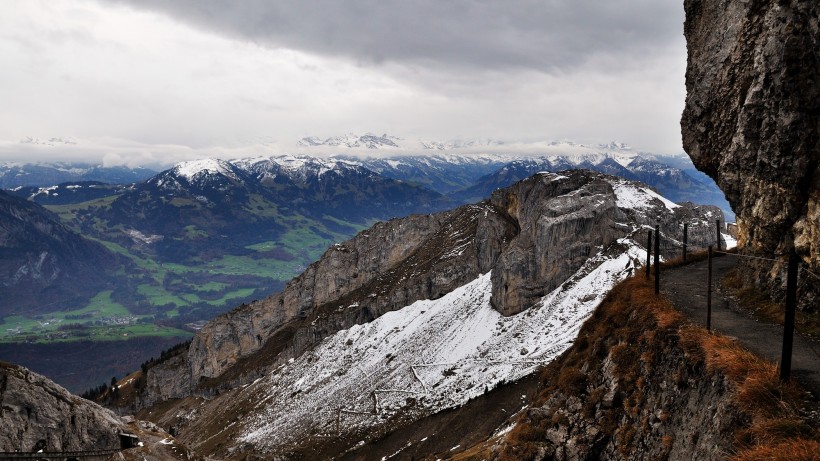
[294,134,643,154]
[172,158,238,182]
[297,133,401,149]
[0,162,156,188]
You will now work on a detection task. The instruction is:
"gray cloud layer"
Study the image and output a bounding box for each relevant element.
[105,0,682,73]
[0,1,688,166]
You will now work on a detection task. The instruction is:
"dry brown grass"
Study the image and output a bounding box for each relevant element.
[660,248,713,268]
[673,303,816,459]
[447,438,496,461]
[733,438,820,461]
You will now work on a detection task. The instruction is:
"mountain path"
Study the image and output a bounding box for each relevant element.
[660,255,820,397]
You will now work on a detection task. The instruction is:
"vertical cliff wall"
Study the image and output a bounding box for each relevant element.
[0,362,125,452]
[681,0,819,307]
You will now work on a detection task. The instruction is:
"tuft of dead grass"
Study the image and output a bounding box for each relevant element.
[679,325,806,420]
[733,438,820,461]
[666,296,818,459]
[660,248,712,268]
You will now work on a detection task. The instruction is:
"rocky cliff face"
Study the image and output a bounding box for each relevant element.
[490,174,622,316]
[0,362,125,452]
[681,0,820,307]
[142,194,518,405]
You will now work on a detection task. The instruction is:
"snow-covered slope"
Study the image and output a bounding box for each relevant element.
[238,242,645,454]
[232,155,377,184]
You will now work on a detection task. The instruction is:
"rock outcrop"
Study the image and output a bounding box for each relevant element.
[146,199,518,405]
[681,0,820,308]
[490,174,622,315]
[0,361,125,452]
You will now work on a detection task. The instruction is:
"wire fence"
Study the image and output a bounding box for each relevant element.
[651,220,729,256]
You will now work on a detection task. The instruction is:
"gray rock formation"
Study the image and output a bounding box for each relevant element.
[489,174,622,315]
[681,0,820,308]
[0,361,125,452]
[489,173,723,315]
[184,202,517,391]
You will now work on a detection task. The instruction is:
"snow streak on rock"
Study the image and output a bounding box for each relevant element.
[610,178,680,212]
[173,158,237,182]
[238,239,646,452]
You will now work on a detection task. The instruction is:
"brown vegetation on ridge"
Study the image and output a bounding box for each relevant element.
[457,273,819,460]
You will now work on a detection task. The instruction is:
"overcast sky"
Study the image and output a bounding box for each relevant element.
[0,0,687,168]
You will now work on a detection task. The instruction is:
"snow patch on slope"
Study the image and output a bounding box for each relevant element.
[722,232,738,250]
[174,159,236,182]
[239,239,645,452]
[609,178,680,212]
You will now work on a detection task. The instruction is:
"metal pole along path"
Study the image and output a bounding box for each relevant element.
[707,245,712,331]
[683,222,688,262]
[646,229,652,280]
[716,219,722,251]
[780,251,799,381]
[654,225,660,294]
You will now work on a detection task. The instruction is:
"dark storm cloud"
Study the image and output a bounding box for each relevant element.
[102,0,682,72]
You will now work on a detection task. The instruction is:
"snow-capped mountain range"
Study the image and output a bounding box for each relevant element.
[5,147,731,220]
[148,151,731,218]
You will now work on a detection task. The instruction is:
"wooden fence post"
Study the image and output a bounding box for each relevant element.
[780,251,799,381]
[683,222,688,262]
[707,245,712,331]
[646,229,652,280]
[654,225,660,294]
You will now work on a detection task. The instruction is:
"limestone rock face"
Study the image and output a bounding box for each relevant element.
[184,207,517,388]
[0,362,124,452]
[488,173,723,315]
[137,354,191,410]
[681,0,820,306]
[489,174,622,315]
